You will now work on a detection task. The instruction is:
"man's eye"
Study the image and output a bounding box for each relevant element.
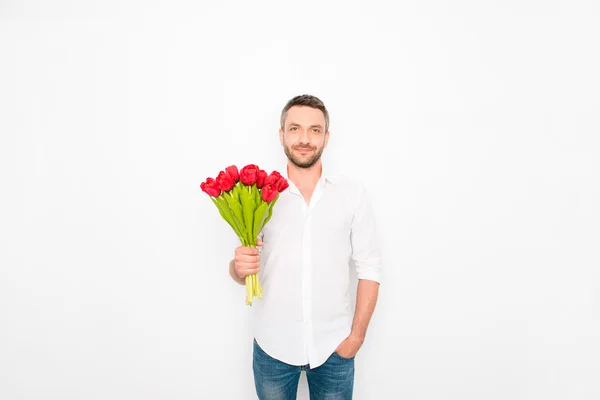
[290,127,297,131]
[313,128,320,132]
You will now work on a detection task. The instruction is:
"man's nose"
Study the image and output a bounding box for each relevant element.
[299,128,309,143]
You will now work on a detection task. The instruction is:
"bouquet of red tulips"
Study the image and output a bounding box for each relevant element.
[200,164,289,305]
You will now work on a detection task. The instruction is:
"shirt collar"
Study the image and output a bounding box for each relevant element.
[280,162,339,187]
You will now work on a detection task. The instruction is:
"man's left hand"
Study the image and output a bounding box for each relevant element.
[334,335,363,359]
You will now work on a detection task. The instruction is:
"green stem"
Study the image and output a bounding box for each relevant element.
[246,275,252,305]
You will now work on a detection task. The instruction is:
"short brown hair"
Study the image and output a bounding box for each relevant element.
[280,94,330,132]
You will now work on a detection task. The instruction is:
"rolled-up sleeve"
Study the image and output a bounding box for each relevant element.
[350,184,382,283]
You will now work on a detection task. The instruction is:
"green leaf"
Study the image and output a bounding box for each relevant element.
[239,184,257,245]
[211,197,234,229]
[223,192,246,241]
[212,196,244,242]
[254,184,261,205]
[262,192,279,227]
[232,182,241,202]
[252,201,269,241]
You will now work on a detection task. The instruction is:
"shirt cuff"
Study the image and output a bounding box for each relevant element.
[356,268,381,284]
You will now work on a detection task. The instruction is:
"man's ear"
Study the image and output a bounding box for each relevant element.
[324,130,330,148]
[279,128,284,146]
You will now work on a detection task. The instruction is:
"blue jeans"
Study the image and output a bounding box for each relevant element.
[253,339,355,400]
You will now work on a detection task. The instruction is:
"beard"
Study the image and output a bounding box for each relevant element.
[284,143,324,169]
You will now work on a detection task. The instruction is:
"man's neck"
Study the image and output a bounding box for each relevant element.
[287,160,322,190]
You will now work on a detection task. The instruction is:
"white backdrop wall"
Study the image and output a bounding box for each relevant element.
[1,1,599,399]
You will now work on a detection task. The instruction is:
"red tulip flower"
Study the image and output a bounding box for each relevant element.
[261,184,278,202]
[216,170,235,192]
[256,169,268,189]
[240,164,259,186]
[264,171,282,187]
[225,165,239,183]
[276,176,289,193]
[200,178,221,197]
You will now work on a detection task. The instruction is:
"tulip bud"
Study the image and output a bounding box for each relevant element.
[200,178,221,197]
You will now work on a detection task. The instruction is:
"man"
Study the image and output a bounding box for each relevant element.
[229,94,382,399]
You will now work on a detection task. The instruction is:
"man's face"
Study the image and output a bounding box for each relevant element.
[279,106,330,169]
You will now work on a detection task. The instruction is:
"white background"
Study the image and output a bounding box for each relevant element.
[1,0,599,399]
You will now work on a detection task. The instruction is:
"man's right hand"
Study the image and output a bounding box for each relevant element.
[232,240,263,280]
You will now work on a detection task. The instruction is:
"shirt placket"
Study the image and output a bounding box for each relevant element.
[301,178,325,366]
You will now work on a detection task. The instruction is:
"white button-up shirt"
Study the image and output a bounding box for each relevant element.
[238,164,382,369]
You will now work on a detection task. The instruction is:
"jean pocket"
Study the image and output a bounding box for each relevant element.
[253,338,270,358]
[333,351,355,361]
